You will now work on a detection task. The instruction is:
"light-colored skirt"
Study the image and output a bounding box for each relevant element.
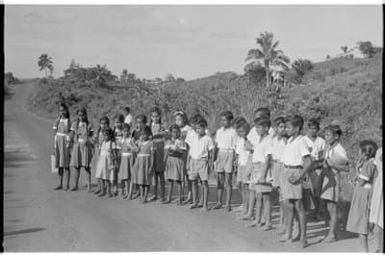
[133,155,152,185]
[118,153,134,182]
[70,141,93,168]
[95,154,115,182]
[370,174,383,228]
[346,185,372,235]
[55,135,70,168]
[165,156,184,181]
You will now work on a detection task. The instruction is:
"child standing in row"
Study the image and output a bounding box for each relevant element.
[113,114,125,196]
[118,123,135,199]
[93,116,110,195]
[188,118,215,211]
[346,140,377,252]
[213,111,238,211]
[132,128,154,203]
[124,106,133,126]
[95,128,118,197]
[163,124,187,204]
[53,103,72,191]
[150,107,167,202]
[70,108,93,192]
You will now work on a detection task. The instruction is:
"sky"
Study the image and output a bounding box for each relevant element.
[4,5,383,80]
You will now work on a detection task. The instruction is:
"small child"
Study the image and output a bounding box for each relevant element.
[150,106,167,202]
[124,106,133,126]
[163,124,187,205]
[95,128,118,197]
[118,123,135,199]
[213,111,238,212]
[304,118,326,218]
[93,116,110,195]
[318,124,349,243]
[281,115,312,248]
[131,114,152,144]
[235,120,252,215]
[187,118,215,211]
[113,114,125,196]
[244,117,273,231]
[346,140,377,252]
[52,103,72,191]
[131,128,154,203]
[70,107,94,192]
[271,117,287,232]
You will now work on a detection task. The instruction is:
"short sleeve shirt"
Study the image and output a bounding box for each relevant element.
[358,159,376,188]
[271,136,287,161]
[251,134,273,163]
[304,136,326,160]
[324,142,348,166]
[215,127,238,150]
[124,114,133,125]
[189,135,215,160]
[235,137,251,166]
[281,135,310,166]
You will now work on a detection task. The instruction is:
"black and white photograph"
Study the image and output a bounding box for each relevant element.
[3,2,383,252]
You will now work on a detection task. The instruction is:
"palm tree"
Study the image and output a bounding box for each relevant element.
[292,59,314,78]
[245,32,290,87]
[38,54,54,77]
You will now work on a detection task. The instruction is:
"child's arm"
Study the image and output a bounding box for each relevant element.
[244,139,254,152]
[208,148,215,173]
[259,154,272,183]
[289,155,312,184]
[150,145,155,173]
[326,159,350,173]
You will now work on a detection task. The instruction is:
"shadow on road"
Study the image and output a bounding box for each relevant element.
[4,227,45,237]
[4,150,35,169]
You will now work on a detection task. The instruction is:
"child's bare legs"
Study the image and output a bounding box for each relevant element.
[281,199,294,242]
[198,183,204,207]
[143,185,149,203]
[359,234,368,252]
[190,179,198,209]
[225,173,233,211]
[64,167,70,190]
[106,181,112,197]
[182,174,193,204]
[247,192,263,227]
[214,173,225,209]
[55,167,64,190]
[176,181,182,205]
[159,172,165,201]
[324,200,337,241]
[294,199,307,247]
[242,183,249,214]
[94,178,102,194]
[262,193,272,230]
[201,180,209,211]
[71,167,80,191]
[375,225,384,252]
[279,200,285,233]
[97,180,106,196]
[85,167,91,192]
[239,188,256,220]
[163,180,173,204]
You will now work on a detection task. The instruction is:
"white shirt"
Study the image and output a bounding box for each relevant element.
[124,114,133,125]
[250,134,273,163]
[271,136,287,162]
[304,136,326,160]
[235,137,251,166]
[100,141,117,156]
[215,127,238,150]
[189,134,215,160]
[324,142,348,166]
[281,135,310,166]
[247,127,275,141]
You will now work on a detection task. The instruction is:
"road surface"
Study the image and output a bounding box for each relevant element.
[4,82,365,252]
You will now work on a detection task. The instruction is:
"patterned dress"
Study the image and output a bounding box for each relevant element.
[132,140,153,185]
[118,137,135,182]
[53,118,71,168]
[95,140,117,182]
[70,121,93,168]
[164,139,186,181]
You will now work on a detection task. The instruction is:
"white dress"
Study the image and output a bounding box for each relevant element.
[370,148,383,228]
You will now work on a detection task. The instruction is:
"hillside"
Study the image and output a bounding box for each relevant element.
[27,54,382,200]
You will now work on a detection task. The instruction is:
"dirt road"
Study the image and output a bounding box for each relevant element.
[4,82,362,252]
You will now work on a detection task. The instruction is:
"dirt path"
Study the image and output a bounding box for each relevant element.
[4,82,362,252]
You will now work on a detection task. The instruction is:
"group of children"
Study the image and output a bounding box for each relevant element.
[52,103,383,252]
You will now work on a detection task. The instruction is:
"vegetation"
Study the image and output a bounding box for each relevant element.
[245,31,290,87]
[292,59,314,81]
[38,54,54,77]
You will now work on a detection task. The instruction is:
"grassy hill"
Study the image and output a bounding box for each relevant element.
[27,54,382,201]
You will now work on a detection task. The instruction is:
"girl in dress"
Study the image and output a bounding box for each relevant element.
[93,116,110,195]
[53,103,72,190]
[150,107,167,201]
[163,124,187,205]
[95,128,118,197]
[70,108,94,192]
[346,140,378,252]
[118,123,135,199]
[113,114,125,196]
[132,127,154,203]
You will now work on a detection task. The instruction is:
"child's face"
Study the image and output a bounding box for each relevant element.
[136,119,145,129]
[151,112,161,124]
[78,112,86,121]
[140,132,149,141]
[276,122,286,136]
[100,120,108,129]
[114,119,123,129]
[123,128,130,137]
[59,106,67,117]
[255,124,268,136]
[103,132,109,141]
[196,125,206,136]
[324,130,338,145]
[285,122,298,137]
[175,115,185,127]
[220,116,231,128]
[307,125,319,138]
[237,127,247,138]
[171,128,180,139]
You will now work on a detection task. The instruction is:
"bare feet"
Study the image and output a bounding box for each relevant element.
[94,188,101,194]
[237,214,254,221]
[246,221,260,228]
[201,206,209,211]
[279,235,293,243]
[182,199,193,205]
[97,191,106,197]
[211,203,223,210]
[54,185,63,190]
[190,204,198,209]
[262,224,273,231]
[225,204,231,212]
[162,199,171,204]
[323,235,337,243]
[70,187,79,191]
